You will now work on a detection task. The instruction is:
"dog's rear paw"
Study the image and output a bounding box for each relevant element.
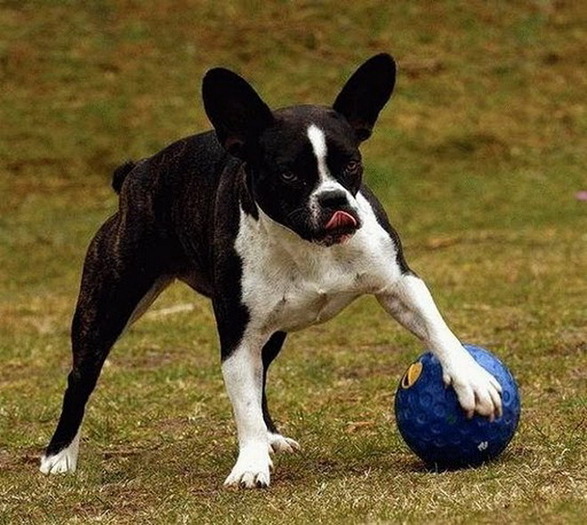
[39,434,80,474]
[40,450,78,474]
[224,447,272,489]
[268,432,300,454]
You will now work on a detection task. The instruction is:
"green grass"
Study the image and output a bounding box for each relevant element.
[1,1,586,523]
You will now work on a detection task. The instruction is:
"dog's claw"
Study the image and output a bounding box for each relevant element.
[224,448,272,489]
[225,470,270,489]
[237,472,269,489]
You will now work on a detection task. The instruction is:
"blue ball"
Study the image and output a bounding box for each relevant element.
[394,344,521,469]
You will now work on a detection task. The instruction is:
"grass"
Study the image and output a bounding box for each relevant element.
[1,0,586,523]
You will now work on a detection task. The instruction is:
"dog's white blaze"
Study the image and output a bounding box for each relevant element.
[40,430,81,474]
[307,124,329,182]
[306,124,356,220]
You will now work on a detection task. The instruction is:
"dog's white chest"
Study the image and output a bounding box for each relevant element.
[253,262,363,332]
[235,193,401,335]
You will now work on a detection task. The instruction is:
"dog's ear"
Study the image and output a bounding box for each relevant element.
[202,68,274,158]
[333,53,396,142]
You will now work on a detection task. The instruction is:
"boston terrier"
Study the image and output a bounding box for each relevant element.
[40,53,502,488]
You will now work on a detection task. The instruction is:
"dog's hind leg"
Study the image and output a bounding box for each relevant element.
[40,216,171,474]
[261,332,300,454]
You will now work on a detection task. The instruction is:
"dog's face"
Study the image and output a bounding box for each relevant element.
[202,54,396,246]
[248,106,363,246]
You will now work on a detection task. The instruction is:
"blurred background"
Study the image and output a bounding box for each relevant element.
[2,1,585,222]
[0,1,585,522]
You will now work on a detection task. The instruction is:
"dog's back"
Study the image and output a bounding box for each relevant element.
[108,130,242,296]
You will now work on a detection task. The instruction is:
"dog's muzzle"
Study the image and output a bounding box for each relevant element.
[309,189,361,245]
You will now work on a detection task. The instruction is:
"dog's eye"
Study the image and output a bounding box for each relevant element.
[344,160,361,176]
[280,171,298,183]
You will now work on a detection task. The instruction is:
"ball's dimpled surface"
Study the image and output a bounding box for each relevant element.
[394,344,520,469]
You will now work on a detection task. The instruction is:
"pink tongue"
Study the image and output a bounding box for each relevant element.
[325,210,357,230]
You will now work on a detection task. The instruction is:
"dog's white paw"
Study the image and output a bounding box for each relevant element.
[39,434,80,474]
[268,432,300,454]
[443,356,503,420]
[224,447,273,489]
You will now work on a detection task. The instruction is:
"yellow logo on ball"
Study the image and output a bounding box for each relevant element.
[401,362,423,389]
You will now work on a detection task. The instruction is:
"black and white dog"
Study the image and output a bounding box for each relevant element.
[40,53,502,488]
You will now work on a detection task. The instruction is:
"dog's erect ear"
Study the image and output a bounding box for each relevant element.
[333,53,396,142]
[202,68,274,158]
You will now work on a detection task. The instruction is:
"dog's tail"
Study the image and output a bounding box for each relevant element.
[111,161,136,194]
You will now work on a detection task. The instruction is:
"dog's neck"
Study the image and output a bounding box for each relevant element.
[238,204,334,272]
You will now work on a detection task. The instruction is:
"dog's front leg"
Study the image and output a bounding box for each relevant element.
[377,273,503,420]
[222,333,273,488]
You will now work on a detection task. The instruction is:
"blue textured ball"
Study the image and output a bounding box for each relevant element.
[394,344,520,469]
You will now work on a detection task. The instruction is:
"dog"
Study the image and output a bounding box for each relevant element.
[40,53,502,488]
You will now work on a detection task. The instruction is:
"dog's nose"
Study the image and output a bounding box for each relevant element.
[317,190,348,209]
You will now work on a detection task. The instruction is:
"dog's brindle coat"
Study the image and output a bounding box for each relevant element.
[41,54,502,488]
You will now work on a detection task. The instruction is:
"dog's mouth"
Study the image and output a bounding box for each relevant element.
[325,210,357,231]
[316,210,361,246]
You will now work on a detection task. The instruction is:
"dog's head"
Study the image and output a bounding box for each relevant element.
[202,54,396,246]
